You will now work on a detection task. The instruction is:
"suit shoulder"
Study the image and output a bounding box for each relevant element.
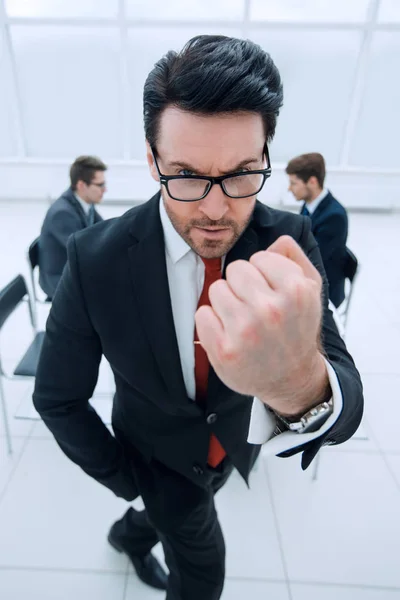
[328,194,348,217]
[41,197,75,231]
[253,202,306,239]
[73,202,145,257]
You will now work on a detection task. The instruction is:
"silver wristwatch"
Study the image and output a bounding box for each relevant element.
[275,398,334,434]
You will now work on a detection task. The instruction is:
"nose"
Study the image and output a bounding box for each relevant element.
[198,184,229,221]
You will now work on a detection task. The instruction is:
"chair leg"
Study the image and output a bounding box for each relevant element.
[312,452,321,481]
[0,375,12,454]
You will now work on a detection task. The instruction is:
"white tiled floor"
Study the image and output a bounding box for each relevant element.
[0,200,400,599]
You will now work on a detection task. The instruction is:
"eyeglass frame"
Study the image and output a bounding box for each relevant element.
[151,143,272,202]
[90,181,106,189]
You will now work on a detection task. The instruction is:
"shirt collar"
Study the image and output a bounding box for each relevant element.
[74,192,91,216]
[159,196,192,264]
[306,188,329,215]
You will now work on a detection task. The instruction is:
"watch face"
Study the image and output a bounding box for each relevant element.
[300,406,333,433]
[276,400,333,433]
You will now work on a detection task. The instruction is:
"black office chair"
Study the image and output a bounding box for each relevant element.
[0,275,45,454]
[337,247,359,334]
[27,237,51,326]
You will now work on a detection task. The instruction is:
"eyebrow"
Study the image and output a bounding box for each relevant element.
[167,156,262,175]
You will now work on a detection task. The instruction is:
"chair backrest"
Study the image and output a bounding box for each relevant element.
[28,237,40,271]
[0,275,29,332]
[340,247,360,333]
[343,247,358,283]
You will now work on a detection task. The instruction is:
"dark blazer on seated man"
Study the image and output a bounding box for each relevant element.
[286,153,348,308]
[39,156,106,300]
[302,191,348,308]
[32,36,363,600]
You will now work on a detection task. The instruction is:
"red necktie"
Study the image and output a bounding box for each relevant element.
[194,257,227,468]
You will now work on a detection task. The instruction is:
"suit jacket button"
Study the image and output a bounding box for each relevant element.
[193,464,204,476]
[207,413,217,425]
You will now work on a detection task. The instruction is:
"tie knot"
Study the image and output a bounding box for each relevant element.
[201,257,222,275]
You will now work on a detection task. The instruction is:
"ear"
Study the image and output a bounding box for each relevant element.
[146,141,159,183]
[75,180,85,195]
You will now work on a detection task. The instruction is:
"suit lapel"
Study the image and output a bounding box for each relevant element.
[127,194,188,408]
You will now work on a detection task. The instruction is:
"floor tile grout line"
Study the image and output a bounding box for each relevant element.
[359,414,400,493]
[0,564,400,593]
[377,451,400,493]
[0,565,129,576]
[0,420,36,508]
[287,579,400,592]
[122,564,130,600]
[261,457,293,600]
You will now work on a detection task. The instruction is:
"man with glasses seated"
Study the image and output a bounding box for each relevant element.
[33,36,363,600]
[38,155,106,300]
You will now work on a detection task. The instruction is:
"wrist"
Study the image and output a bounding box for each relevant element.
[260,353,331,419]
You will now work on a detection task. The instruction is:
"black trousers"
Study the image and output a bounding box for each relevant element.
[111,459,234,600]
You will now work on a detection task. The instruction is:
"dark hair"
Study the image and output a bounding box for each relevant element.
[143,35,283,150]
[69,155,107,190]
[286,153,326,188]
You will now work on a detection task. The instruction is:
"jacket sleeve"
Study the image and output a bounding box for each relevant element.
[278,216,363,469]
[33,235,138,501]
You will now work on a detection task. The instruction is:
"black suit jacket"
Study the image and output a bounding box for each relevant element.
[301,191,348,307]
[38,187,103,299]
[33,193,363,531]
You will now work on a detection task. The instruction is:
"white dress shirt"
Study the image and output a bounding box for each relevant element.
[159,199,343,455]
[305,188,329,215]
[74,193,90,216]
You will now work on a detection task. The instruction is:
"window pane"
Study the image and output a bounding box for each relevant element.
[0,32,19,156]
[5,0,118,19]
[378,0,400,22]
[127,27,241,159]
[10,26,123,158]
[126,0,244,21]
[350,33,400,168]
[250,29,362,165]
[250,0,370,22]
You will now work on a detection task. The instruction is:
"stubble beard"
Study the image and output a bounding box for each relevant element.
[163,197,254,259]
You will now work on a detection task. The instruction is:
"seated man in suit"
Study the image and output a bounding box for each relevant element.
[38,155,106,299]
[286,153,348,307]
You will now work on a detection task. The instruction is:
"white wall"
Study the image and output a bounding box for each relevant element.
[0,160,398,210]
[0,0,399,209]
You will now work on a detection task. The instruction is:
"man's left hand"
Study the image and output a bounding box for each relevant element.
[195,236,330,417]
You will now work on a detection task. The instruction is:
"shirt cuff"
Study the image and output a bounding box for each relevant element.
[247,358,343,455]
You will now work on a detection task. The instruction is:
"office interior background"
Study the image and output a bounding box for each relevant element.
[0,1,399,599]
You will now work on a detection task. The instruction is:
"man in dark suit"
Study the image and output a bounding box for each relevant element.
[286,153,348,307]
[38,155,106,299]
[33,36,363,600]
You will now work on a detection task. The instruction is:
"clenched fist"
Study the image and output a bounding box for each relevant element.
[195,235,330,417]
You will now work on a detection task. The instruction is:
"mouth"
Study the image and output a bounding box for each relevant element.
[194,227,231,238]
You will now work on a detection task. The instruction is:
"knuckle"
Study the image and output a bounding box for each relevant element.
[230,315,262,346]
[217,341,239,363]
[258,300,283,326]
[225,260,248,280]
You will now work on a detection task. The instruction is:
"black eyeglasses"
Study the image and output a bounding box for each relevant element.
[151,144,271,202]
[90,182,106,189]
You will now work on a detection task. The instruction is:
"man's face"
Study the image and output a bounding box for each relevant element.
[288,174,312,203]
[147,108,267,259]
[77,170,107,204]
